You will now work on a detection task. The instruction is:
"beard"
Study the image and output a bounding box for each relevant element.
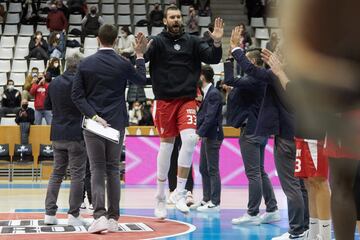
[167,23,184,37]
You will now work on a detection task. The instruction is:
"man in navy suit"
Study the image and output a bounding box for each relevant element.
[72,24,148,234]
[43,54,88,227]
[195,65,224,212]
[224,49,280,225]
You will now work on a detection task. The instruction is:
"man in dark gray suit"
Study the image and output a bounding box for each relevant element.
[44,53,87,226]
[72,24,148,234]
[195,65,224,212]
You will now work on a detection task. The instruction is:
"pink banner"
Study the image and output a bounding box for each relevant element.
[125,137,280,186]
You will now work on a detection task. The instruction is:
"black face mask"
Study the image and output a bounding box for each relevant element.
[90,10,96,15]
[22,104,28,109]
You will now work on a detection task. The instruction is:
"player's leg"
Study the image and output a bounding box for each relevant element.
[354,163,360,234]
[303,179,319,240]
[329,158,359,240]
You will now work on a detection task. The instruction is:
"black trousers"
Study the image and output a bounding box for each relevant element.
[82,157,92,204]
[168,136,194,192]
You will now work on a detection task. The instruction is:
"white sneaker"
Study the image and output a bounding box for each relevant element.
[167,192,175,205]
[44,215,58,225]
[231,213,261,225]
[185,191,195,207]
[169,190,190,213]
[154,196,167,219]
[68,215,88,226]
[260,210,281,224]
[80,202,86,209]
[197,202,220,213]
[190,200,209,210]
[88,204,94,210]
[108,218,119,232]
[88,216,108,234]
[272,232,305,240]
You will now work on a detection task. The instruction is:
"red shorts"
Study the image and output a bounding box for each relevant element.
[152,98,197,138]
[295,138,329,179]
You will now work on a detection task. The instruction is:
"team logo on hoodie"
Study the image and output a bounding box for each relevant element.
[174,44,181,51]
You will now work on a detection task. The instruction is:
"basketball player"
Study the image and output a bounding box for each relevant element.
[145,5,224,218]
[261,49,331,240]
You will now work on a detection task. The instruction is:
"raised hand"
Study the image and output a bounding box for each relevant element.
[261,48,273,64]
[230,26,241,50]
[135,32,153,56]
[209,17,224,44]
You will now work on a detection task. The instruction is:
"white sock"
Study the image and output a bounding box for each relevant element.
[156,180,166,199]
[309,218,319,239]
[319,219,331,240]
[176,177,187,192]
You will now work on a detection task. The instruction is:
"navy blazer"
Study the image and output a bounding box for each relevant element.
[72,49,146,131]
[224,60,266,135]
[197,85,224,140]
[45,70,83,141]
[232,48,295,140]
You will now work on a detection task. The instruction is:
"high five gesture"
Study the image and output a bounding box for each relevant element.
[209,17,225,47]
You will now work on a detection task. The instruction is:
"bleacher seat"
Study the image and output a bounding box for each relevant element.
[102,0,115,3]
[200,27,208,37]
[69,14,83,25]
[28,101,35,110]
[0,27,2,35]
[19,25,34,36]
[0,60,11,73]
[181,5,190,16]
[0,48,13,60]
[144,87,154,99]
[117,5,131,15]
[102,15,115,24]
[16,36,31,48]
[29,60,45,73]
[251,17,265,28]
[151,26,164,36]
[210,63,224,75]
[8,2,22,13]
[0,73,7,85]
[118,0,130,3]
[255,28,270,39]
[198,16,211,27]
[134,15,146,25]
[0,117,17,126]
[5,13,20,24]
[65,47,81,59]
[84,48,97,57]
[11,60,28,73]
[134,26,149,37]
[3,25,18,36]
[36,25,50,37]
[117,15,131,26]
[266,18,279,28]
[86,0,99,3]
[101,4,115,14]
[10,72,26,86]
[84,38,98,49]
[133,5,146,15]
[14,48,29,59]
[133,0,146,4]
[261,40,269,49]
[148,0,158,4]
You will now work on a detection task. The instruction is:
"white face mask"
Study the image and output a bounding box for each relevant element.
[7,85,14,91]
[54,63,59,68]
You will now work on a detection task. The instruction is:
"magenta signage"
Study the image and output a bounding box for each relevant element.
[125,137,280,186]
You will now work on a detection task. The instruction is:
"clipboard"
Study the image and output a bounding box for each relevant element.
[82,117,120,144]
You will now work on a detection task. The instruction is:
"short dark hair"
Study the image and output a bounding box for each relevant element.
[7,79,14,85]
[246,49,263,66]
[66,53,82,73]
[201,65,215,84]
[121,26,132,35]
[164,5,180,18]
[98,24,118,46]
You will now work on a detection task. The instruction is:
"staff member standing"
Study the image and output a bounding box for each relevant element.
[195,65,223,212]
[43,54,87,226]
[72,24,148,234]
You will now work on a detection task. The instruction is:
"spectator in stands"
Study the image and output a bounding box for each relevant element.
[48,31,66,59]
[266,32,279,52]
[149,3,164,27]
[81,6,104,42]
[27,31,49,61]
[197,0,211,16]
[127,82,146,111]
[15,99,35,144]
[21,0,41,24]
[46,58,61,80]
[180,0,194,6]
[56,0,69,19]
[0,80,22,120]
[185,6,199,36]
[245,0,264,24]
[139,99,154,126]
[201,23,214,45]
[0,4,6,24]
[239,23,252,49]
[23,67,39,100]
[67,0,87,17]
[29,72,52,125]
[118,26,136,64]
[129,101,143,126]
[47,2,68,32]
